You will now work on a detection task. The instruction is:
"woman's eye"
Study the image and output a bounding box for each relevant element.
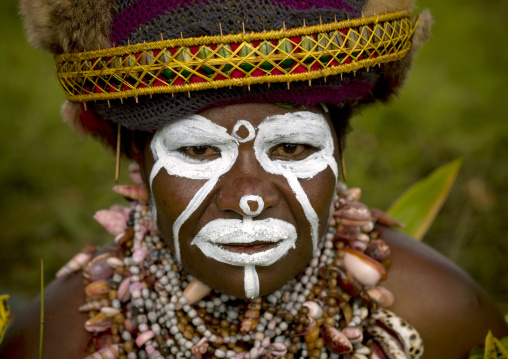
[179,146,221,160]
[269,143,315,160]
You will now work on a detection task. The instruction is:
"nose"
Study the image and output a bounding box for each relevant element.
[216,152,280,217]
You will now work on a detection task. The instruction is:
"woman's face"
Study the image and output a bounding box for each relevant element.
[142,103,339,298]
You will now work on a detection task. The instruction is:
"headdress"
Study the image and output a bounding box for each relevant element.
[20,0,431,135]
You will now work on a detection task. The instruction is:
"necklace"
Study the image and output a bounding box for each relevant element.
[58,183,423,359]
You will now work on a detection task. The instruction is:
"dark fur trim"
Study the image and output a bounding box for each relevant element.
[20,0,118,54]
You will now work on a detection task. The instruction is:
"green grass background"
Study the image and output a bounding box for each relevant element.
[1,0,507,316]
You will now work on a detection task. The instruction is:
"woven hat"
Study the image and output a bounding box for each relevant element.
[20,0,431,136]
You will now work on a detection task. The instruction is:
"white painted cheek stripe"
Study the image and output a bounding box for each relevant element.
[239,195,264,217]
[282,172,320,250]
[172,176,219,262]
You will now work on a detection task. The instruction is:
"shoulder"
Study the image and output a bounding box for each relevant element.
[379,227,508,358]
[0,243,118,359]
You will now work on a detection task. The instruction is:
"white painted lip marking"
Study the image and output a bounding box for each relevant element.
[239,195,264,217]
[191,218,297,266]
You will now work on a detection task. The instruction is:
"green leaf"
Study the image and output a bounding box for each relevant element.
[387,159,463,240]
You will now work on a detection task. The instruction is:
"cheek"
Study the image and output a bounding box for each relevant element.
[300,168,337,231]
[150,170,208,249]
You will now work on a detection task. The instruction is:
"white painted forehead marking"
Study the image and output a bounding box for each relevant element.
[231,120,256,143]
[239,195,264,217]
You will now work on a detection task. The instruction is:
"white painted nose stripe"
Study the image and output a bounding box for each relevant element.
[239,195,264,217]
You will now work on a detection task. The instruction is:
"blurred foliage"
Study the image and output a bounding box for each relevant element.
[1,0,507,316]
[387,159,462,240]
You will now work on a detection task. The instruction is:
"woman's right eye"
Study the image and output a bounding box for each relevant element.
[179,146,221,160]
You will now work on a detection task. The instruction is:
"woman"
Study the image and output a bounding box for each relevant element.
[1,0,507,358]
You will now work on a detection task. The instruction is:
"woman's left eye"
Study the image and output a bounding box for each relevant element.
[179,146,221,160]
[269,143,315,160]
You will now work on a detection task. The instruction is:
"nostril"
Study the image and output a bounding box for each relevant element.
[239,195,264,216]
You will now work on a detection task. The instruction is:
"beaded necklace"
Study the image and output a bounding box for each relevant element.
[58,184,424,359]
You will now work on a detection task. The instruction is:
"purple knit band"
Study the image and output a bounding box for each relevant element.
[111,0,361,45]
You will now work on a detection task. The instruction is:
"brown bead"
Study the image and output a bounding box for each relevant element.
[220,329,229,338]
[306,292,316,301]
[125,240,133,248]
[285,354,295,359]
[216,337,224,345]
[325,317,335,326]
[220,319,230,329]
[110,325,118,335]
[275,308,284,318]
[326,297,337,307]
[316,317,325,327]
[300,307,309,316]
[315,338,325,349]
[311,348,321,358]
[297,314,307,324]
[312,286,322,296]
[289,343,299,354]
[333,258,342,267]
[114,313,125,324]
[108,290,118,301]
[204,313,213,323]
[124,341,134,353]
[112,335,122,344]
[119,356,128,359]
[284,312,294,322]
[328,278,337,288]
[219,345,228,352]
[229,323,238,332]
[212,317,220,326]
[326,306,338,317]
[177,322,186,332]
[183,329,194,340]
[295,323,304,334]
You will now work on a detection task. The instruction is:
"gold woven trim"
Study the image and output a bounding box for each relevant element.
[55,10,419,102]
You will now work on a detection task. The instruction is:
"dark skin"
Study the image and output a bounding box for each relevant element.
[1,103,507,358]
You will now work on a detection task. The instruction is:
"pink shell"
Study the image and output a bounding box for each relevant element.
[55,252,91,278]
[118,277,131,302]
[365,239,391,262]
[83,344,120,359]
[136,330,155,347]
[342,248,387,287]
[132,248,148,263]
[367,286,395,308]
[341,326,363,344]
[183,278,212,305]
[370,208,405,228]
[303,301,323,319]
[85,312,112,332]
[322,324,353,354]
[129,162,143,185]
[268,342,287,356]
[79,299,110,312]
[84,253,114,281]
[335,202,373,226]
[85,279,111,297]
[112,185,149,203]
[93,209,126,236]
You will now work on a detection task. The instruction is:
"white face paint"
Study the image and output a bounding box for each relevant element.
[149,111,337,298]
[254,111,338,250]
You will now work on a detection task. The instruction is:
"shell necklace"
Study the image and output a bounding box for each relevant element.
[58,183,424,359]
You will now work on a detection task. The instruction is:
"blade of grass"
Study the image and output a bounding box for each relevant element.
[39,258,44,359]
[387,159,463,240]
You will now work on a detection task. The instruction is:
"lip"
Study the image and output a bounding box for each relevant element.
[220,242,279,255]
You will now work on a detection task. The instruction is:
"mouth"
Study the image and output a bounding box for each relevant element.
[220,241,279,255]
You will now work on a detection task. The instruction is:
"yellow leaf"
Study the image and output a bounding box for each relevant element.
[484,331,508,359]
[0,294,10,344]
[387,159,462,240]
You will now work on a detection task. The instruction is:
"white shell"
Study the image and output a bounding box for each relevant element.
[342,248,386,287]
